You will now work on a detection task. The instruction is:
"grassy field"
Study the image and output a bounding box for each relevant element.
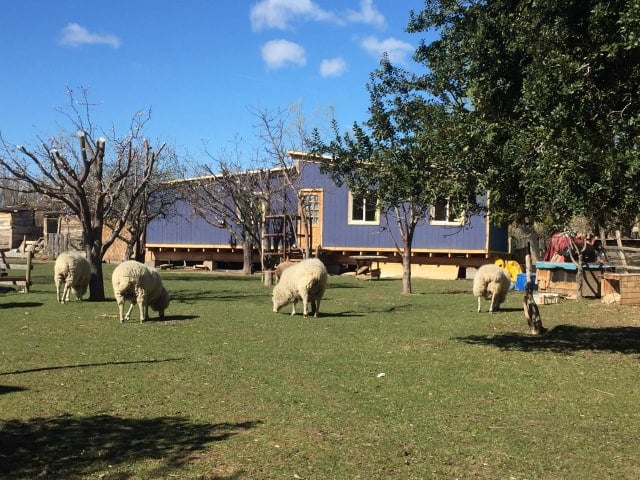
[1,262,639,479]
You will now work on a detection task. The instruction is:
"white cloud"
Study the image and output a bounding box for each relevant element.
[58,22,121,48]
[345,0,386,28]
[360,36,414,64]
[320,57,347,77]
[250,0,386,30]
[261,39,307,69]
[250,0,335,31]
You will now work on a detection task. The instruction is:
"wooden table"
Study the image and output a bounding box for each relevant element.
[350,255,388,280]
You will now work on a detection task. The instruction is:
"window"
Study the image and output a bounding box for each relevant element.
[301,192,320,225]
[348,191,379,224]
[430,198,465,225]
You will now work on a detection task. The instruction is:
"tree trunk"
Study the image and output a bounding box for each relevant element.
[401,248,412,294]
[82,221,106,301]
[242,237,253,275]
[86,230,105,301]
[123,244,134,262]
[576,251,584,299]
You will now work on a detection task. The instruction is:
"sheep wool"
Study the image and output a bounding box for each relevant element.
[111,260,170,323]
[473,263,512,313]
[54,251,91,303]
[272,257,328,317]
[274,259,296,281]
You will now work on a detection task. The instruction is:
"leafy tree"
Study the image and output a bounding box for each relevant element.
[313,57,482,294]
[408,0,640,236]
[0,88,169,300]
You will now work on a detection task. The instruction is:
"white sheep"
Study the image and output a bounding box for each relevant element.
[274,259,297,281]
[54,251,91,303]
[473,263,511,313]
[272,257,328,317]
[111,260,170,323]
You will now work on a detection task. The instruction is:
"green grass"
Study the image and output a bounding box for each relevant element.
[1,262,639,479]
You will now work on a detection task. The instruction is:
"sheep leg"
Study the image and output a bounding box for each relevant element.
[63,283,72,303]
[290,300,297,316]
[124,302,135,322]
[56,281,62,303]
[135,289,147,323]
[489,291,496,313]
[477,296,481,313]
[309,299,319,317]
[115,295,126,322]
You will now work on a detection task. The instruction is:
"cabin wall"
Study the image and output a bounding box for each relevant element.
[299,161,504,253]
[146,200,242,247]
[144,159,509,269]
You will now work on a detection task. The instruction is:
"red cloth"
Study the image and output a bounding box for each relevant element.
[543,233,595,261]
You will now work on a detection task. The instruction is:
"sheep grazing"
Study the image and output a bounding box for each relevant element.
[473,263,511,313]
[54,251,91,303]
[111,260,170,323]
[274,259,296,281]
[272,257,328,317]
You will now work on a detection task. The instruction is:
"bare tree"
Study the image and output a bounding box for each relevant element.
[104,142,182,262]
[180,104,326,274]
[0,88,167,300]
[183,138,289,274]
[251,104,321,258]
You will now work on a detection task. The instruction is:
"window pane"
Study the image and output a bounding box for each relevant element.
[352,196,364,221]
[433,200,447,221]
[364,199,377,221]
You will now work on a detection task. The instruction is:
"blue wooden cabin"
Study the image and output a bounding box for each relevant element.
[145,152,508,277]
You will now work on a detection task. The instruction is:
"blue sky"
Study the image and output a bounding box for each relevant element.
[0,1,432,162]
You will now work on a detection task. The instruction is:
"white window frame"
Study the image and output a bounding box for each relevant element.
[348,191,379,225]
[430,198,466,226]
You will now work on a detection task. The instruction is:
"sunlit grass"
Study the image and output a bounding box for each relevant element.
[1,262,639,479]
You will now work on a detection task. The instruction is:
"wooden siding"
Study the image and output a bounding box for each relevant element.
[298,160,507,254]
[144,157,509,267]
[146,200,233,247]
[0,209,41,250]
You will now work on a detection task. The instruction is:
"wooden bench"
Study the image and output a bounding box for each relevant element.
[0,250,33,293]
[350,255,387,280]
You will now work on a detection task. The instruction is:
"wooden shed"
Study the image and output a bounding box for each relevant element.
[41,213,84,257]
[0,207,41,250]
[40,212,136,262]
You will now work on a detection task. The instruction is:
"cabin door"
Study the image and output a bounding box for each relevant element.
[299,189,323,254]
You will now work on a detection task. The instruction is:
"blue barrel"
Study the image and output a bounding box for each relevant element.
[516,273,537,291]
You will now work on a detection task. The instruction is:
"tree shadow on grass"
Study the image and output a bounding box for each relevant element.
[1,357,186,376]
[170,289,268,303]
[0,301,44,309]
[146,314,200,323]
[0,385,27,395]
[0,414,260,479]
[456,324,640,355]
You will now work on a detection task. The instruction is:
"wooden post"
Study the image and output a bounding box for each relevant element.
[24,250,32,293]
[615,230,628,270]
[263,270,275,287]
[525,242,532,282]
